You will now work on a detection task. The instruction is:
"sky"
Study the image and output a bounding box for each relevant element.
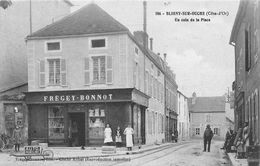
[71,0,239,97]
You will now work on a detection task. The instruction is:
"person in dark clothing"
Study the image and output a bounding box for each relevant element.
[174,129,178,142]
[203,124,213,152]
[222,127,233,151]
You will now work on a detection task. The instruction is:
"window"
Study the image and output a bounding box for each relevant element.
[135,47,139,55]
[90,38,106,48]
[48,59,61,85]
[213,128,220,136]
[148,111,152,134]
[205,114,211,123]
[145,71,148,94]
[195,128,200,135]
[46,41,61,52]
[157,70,160,76]
[245,26,251,71]
[92,56,106,84]
[134,62,139,88]
[48,106,64,140]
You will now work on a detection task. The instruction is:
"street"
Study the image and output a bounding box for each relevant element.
[114,140,229,166]
[0,140,230,166]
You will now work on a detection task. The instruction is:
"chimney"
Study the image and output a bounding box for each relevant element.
[150,38,153,51]
[192,92,197,104]
[163,53,167,62]
[143,1,147,49]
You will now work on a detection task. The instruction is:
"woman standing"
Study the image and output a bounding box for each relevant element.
[104,124,113,145]
[12,126,22,152]
[124,124,134,151]
[242,122,249,158]
[115,126,122,147]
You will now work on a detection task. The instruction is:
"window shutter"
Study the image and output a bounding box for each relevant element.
[61,59,67,86]
[106,55,113,84]
[39,60,45,87]
[84,57,90,85]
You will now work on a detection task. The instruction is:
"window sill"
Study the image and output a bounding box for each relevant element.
[92,81,106,85]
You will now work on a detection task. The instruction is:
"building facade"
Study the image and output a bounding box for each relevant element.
[0,0,72,143]
[230,0,260,146]
[188,93,229,140]
[0,84,28,144]
[177,91,190,141]
[164,64,178,142]
[25,3,166,146]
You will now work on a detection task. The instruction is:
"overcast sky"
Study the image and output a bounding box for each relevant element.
[71,0,239,97]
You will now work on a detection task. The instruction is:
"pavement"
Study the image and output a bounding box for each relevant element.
[2,141,183,159]
[226,153,248,166]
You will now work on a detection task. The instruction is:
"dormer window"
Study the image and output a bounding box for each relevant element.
[89,37,107,49]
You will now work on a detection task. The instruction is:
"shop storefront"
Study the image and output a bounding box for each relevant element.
[0,91,28,144]
[25,88,149,146]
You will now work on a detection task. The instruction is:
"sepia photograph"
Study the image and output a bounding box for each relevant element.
[0,0,259,165]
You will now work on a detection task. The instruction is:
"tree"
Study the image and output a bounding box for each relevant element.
[0,0,12,9]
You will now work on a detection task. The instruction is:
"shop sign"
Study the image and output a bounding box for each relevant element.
[43,94,113,102]
[24,146,42,154]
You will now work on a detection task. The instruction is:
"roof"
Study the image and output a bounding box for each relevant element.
[188,96,226,113]
[229,0,248,45]
[26,3,176,83]
[27,3,129,38]
[63,0,74,6]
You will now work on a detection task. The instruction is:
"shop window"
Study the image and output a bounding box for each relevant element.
[92,56,106,84]
[195,128,200,135]
[48,106,65,140]
[88,105,105,140]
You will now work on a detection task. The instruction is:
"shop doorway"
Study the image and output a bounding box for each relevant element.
[68,113,85,147]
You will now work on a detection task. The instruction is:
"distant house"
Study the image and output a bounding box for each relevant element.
[177,90,190,141]
[188,93,232,140]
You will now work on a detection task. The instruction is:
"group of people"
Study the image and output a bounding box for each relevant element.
[104,124,134,151]
[221,122,250,159]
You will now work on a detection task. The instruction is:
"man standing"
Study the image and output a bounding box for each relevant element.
[203,124,213,152]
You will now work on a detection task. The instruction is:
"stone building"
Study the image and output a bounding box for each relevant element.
[230,0,259,145]
[188,93,230,140]
[164,62,178,142]
[25,3,167,146]
[177,90,190,141]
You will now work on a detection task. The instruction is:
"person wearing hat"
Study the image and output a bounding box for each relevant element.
[203,124,213,152]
